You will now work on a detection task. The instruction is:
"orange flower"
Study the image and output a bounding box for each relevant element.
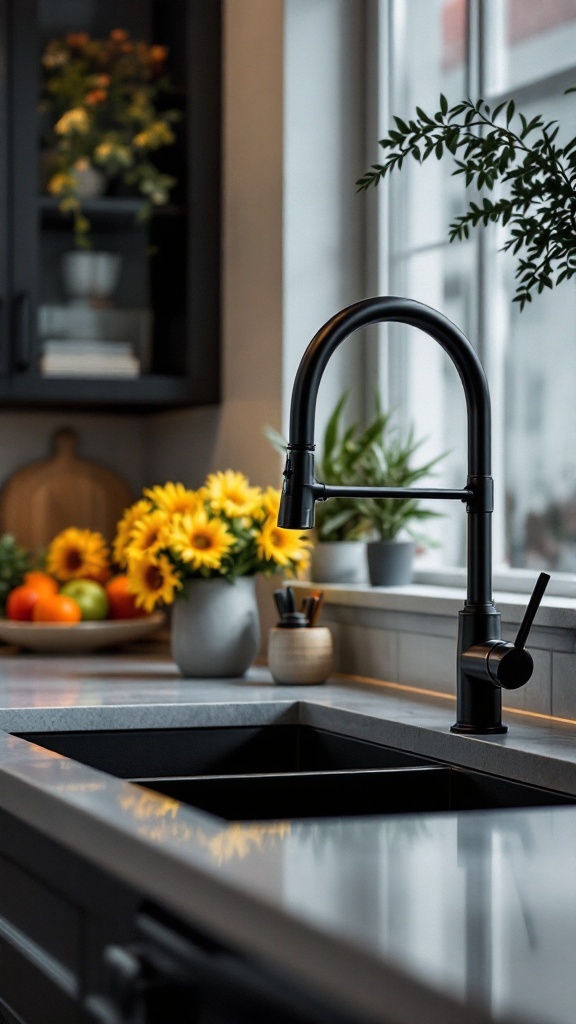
[85,89,107,105]
[110,28,129,43]
[149,45,168,65]
[66,32,89,49]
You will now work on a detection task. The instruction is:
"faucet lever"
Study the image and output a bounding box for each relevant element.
[514,572,550,650]
[463,572,550,692]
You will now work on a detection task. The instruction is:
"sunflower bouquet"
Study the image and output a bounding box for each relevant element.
[112,473,312,612]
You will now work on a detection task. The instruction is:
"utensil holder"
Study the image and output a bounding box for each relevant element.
[268,626,333,685]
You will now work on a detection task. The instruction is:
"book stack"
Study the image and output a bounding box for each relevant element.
[40,340,140,379]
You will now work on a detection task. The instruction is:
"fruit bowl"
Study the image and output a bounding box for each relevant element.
[0,612,165,653]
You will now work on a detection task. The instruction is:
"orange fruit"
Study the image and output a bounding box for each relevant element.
[6,584,43,621]
[32,593,82,623]
[105,574,147,619]
[23,571,58,594]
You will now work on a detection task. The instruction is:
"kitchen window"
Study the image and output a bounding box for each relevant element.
[371,0,576,595]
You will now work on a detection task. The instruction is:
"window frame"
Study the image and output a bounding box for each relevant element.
[366,0,576,597]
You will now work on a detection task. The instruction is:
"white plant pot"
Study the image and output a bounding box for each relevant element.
[310,541,368,584]
[62,251,122,303]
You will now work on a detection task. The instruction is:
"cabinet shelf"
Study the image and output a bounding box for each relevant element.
[39,195,185,229]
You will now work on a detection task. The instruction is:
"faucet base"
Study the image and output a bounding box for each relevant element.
[450,722,508,734]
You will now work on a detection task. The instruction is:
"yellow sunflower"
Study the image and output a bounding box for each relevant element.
[124,509,170,559]
[126,551,181,612]
[47,527,110,582]
[113,499,152,566]
[260,486,281,520]
[256,518,311,570]
[204,470,262,519]
[167,509,235,571]
[143,482,204,515]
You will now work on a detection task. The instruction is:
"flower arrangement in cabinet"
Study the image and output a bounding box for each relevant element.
[41,28,181,246]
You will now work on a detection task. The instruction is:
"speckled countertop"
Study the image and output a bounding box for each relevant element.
[1,649,576,1024]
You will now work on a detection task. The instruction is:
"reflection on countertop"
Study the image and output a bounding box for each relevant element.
[0,652,576,1023]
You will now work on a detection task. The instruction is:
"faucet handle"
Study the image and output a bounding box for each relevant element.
[485,572,550,690]
[514,572,550,649]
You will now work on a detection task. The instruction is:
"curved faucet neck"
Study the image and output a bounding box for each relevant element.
[289,296,491,478]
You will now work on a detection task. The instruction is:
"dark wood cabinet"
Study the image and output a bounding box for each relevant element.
[0,0,221,412]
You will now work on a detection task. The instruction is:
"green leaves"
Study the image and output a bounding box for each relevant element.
[0,534,31,615]
[314,393,445,543]
[357,90,576,310]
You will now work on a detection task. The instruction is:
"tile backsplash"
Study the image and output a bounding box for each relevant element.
[291,583,576,721]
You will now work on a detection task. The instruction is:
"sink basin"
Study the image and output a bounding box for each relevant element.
[17,724,576,823]
[16,724,428,776]
[126,765,576,821]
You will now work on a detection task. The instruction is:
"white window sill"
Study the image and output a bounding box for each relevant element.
[291,580,576,632]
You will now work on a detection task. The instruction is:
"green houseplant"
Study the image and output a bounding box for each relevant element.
[267,393,443,585]
[357,91,576,310]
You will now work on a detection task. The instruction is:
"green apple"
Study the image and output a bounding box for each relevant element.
[60,579,109,621]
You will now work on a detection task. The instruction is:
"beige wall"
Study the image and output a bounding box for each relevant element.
[0,0,367,503]
[147,0,286,492]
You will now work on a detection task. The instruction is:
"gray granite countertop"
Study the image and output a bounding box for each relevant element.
[1,651,576,1024]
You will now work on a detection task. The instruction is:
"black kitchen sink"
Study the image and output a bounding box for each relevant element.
[16,724,576,823]
[129,764,576,821]
[16,724,429,777]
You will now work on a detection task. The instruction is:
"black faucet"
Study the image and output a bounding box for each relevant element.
[278,296,549,734]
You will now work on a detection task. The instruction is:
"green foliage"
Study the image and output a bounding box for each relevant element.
[265,393,445,542]
[357,92,576,310]
[313,393,390,541]
[0,535,32,615]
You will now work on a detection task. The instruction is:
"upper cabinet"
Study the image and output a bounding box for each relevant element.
[0,0,221,411]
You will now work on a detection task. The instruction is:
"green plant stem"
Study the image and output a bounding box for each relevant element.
[357,94,576,309]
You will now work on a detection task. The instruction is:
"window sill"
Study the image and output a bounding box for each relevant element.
[291,580,576,632]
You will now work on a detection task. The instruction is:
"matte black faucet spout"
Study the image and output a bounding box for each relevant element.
[278,296,549,733]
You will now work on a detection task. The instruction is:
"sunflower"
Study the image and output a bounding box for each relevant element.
[143,482,204,516]
[260,486,281,520]
[113,499,152,566]
[47,527,110,582]
[124,509,170,559]
[256,518,311,570]
[126,551,181,612]
[167,510,235,571]
[204,470,263,519]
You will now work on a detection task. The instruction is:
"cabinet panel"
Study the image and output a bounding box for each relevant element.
[3,0,221,411]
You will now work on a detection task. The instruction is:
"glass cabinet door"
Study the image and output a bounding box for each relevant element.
[4,0,221,410]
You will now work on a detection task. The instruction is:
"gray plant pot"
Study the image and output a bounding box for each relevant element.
[310,541,368,584]
[367,540,415,586]
[171,577,260,677]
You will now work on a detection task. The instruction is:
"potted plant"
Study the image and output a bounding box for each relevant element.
[267,393,443,585]
[266,394,382,583]
[350,406,445,586]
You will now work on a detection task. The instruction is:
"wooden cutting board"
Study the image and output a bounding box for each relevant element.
[0,427,132,550]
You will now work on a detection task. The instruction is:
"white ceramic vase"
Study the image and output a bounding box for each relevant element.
[62,251,122,303]
[171,577,260,678]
